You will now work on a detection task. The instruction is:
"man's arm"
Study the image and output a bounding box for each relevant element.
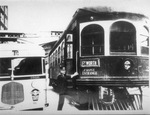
[70,72,79,78]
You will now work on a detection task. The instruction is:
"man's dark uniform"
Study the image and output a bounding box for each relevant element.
[57,73,69,110]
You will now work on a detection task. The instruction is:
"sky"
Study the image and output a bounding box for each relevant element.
[0,0,150,43]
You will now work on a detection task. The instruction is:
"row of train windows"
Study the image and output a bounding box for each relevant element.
[81,21,149,56]
[50,35,73,67]
[50,44,73,66]
[50,42,65,66]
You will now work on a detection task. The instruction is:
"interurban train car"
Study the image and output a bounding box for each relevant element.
[0,32,48,111]
[48,7,149,110]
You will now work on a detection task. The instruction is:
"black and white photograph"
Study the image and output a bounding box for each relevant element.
[0,0,149,114]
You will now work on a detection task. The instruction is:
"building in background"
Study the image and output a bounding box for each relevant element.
[51,31,63,37]
[0,6,8,30]
[40,40,57,64]
[40,31,63,54]
[40,40,57,56]
[40,31,63,63]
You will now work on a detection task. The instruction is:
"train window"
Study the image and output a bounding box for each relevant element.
[110,21,136,53]
[140,26,149,55]
[66,34,73,59]
[53,53,55,66]
[66,34,73,42]
[51,56,53,66]
[61,42,65,60]
[13,57,42,75]
[58,47,61,63]
[81,24,104,56]
[55,50,57,65]
[49,56,52,66]
[67,44,73,59]
[0,58,11,76]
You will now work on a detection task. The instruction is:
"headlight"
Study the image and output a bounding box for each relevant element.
[124,60,131,70]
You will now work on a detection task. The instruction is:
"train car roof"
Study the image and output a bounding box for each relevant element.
[74,6,148,20]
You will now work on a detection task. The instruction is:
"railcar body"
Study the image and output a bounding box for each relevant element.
[0,32,48,111]
[49,6,149,110]
[49,7,149,88]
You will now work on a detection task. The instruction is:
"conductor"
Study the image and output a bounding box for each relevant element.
[57,66,78,110]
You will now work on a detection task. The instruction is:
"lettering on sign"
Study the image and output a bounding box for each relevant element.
[82,68,98,75]
[12,50,19,56]
[81,58,100,67]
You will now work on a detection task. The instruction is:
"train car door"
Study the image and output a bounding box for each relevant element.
[66,34,75,75]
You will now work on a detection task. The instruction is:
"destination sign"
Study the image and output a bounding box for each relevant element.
[81,58,100,67]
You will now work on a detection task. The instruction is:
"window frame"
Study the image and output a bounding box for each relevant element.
[140,26,149,55]
[110,21,137,55]
[80,24,105,56]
